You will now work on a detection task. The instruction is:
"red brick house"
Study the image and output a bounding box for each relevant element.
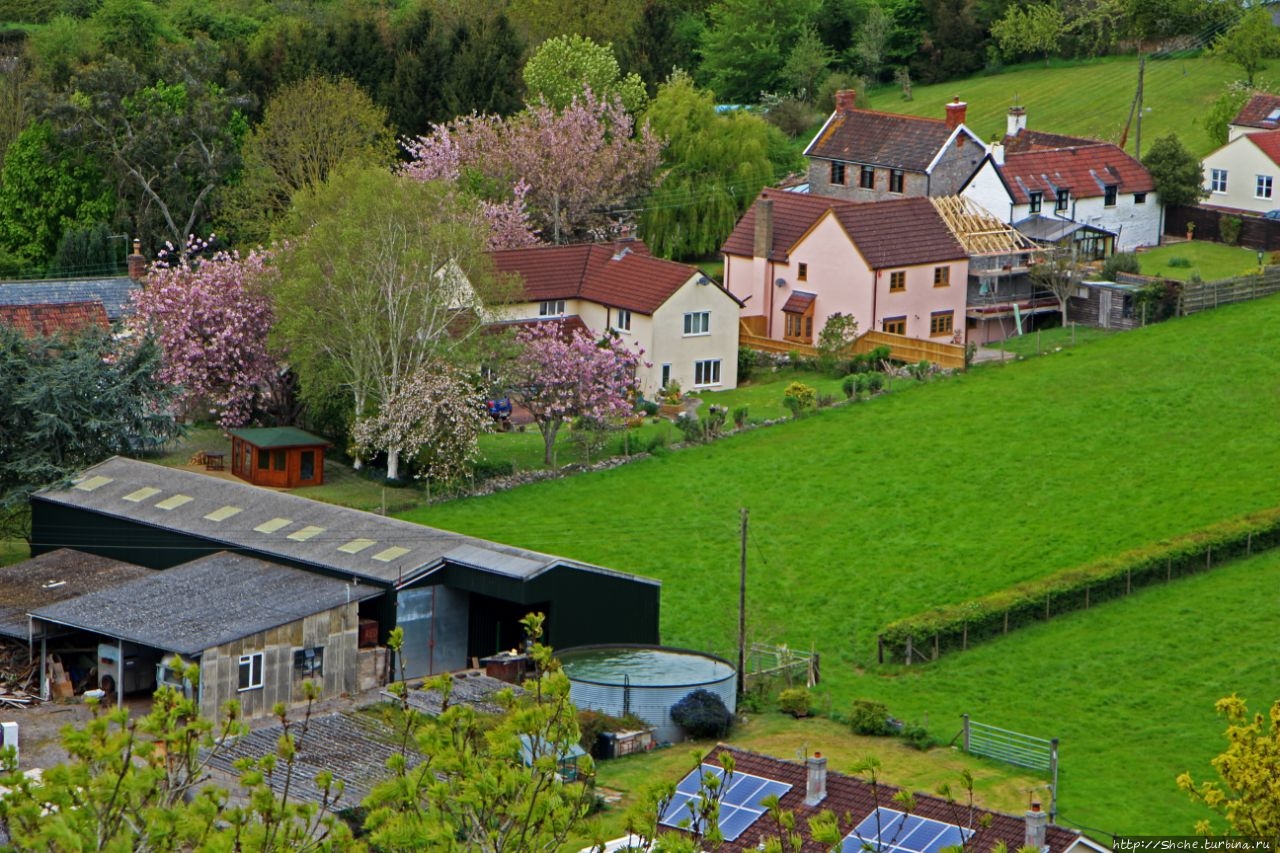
[0,300,109,338]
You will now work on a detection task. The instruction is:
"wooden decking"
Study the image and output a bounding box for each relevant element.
[739,320,966,369]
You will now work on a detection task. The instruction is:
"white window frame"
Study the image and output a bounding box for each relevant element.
[538,299,566,317]
[1211,169,1228,193]
[683,310,710,336]
[238,652,264,692]
[693,359,721,387]
[1257,175,1273,199]
[614,307,632,332]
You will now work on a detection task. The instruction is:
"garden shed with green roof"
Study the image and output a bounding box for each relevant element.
[230,427,330,488]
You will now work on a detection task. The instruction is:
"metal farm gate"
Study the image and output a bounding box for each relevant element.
[961,714,1059,819]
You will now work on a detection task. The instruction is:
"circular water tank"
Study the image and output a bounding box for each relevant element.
[559,644,737,744]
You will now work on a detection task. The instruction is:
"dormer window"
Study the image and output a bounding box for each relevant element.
[1055,189,1069,212]
[1104,185,1118,207]
[1028,192,1042,214]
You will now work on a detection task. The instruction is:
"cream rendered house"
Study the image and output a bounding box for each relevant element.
[490,241,740,395]
[1201,130,1280,215]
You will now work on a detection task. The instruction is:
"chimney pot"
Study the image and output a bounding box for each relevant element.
[127,238,146,282]
[945,97,968,131]
[1025,801,1049,852]
[805,752,828,806]
[835,89,857,113]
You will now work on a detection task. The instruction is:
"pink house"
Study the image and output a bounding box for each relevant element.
[722,190,970,347]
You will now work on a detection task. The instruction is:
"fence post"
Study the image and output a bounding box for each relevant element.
[905,636,913,666]
[1049,737,1060,823]
[877,635,884,665]
[962,714,971,753]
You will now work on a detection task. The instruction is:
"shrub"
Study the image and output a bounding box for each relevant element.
[637,399,659,417]
[817,393,836,408]
[841,375,859,399]
[783,381,817,417]
[661,381,682,404]
[732,405,749,429]
[670,689,733,738]
[1167,256,1191,268]
[909,360,931,381]
[778,687,811,717]
[738,346,757,382]
[866,374,885,393]
[762,94,820,138]
[578,709,650,755]
[1102,252,1140,280]
[704,404,727,438]
[674,413,704,443]
[472,459,516,481]
[1220,215,1243,246]
[900,722,935,751]
[849,698,895,735]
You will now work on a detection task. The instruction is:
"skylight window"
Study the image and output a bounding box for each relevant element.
[287,525,325,542]
[253,517,292,534]
[74,476,113,491]
[372,546,410,562]
[841,808,974,853]
[155,494,193,511]
[123,487,161,503]
[659,763,791,842]
[338,538,376,554]
[1267,108,1280,122]
[204,505,242,522]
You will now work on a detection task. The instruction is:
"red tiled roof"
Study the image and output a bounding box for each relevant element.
[659,746,1086,853]
[806,109,967,172]
[1232,93,1280,131]
[1246,130,1280,167]
[997,143,1153,204]
[489,240,710,315]
[722,189,968,269]
[1003,128,1098,154]
[0,300,109,338]
[781,291,815,313]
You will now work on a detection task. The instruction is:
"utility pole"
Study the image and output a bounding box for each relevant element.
[737,507,748,697]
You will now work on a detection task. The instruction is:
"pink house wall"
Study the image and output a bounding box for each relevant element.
[726,213,969,344]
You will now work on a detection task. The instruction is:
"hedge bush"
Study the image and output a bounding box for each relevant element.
[670,689,733,738]
[878,506,1280,664]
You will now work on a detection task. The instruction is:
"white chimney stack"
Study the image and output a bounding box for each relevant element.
[991,141,1005,167]
[805,752,828,806]
[1025,801,1049,852]
[1008,105,1027,138]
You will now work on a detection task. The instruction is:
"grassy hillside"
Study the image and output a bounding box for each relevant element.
[402,294,1280,835]
[858,54,1262,157]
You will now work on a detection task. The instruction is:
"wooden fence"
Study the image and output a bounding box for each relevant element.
[1177,267,1280,315]
[738,322,966,369]
[1164,204,1280,251]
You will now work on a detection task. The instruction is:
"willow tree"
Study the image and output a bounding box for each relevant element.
[640,71,793,260]
[272,166,512,481]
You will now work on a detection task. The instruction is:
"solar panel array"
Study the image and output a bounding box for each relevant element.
[659,763,791,842]
[843,807,974,853]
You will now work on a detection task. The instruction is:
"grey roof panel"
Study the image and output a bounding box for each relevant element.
[0,549,153,640]
[34,457,659,589]
[0,278,138,321]
[31,552,380,654]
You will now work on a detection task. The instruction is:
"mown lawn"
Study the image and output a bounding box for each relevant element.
[1137,241,1263,282]
[862,54,1251,157]
[402,293,1280,836]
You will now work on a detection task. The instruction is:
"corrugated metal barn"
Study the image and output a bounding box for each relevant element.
[30,552,378,719]
[31,457,661,680]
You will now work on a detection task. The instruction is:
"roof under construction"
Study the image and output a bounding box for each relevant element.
[931,196,1042,258]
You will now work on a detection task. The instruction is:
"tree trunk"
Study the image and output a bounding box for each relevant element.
[541,420,561,468]
[387,447,400,482]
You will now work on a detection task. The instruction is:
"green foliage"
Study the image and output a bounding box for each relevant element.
[732,405,749,428]
[777,687,811,717]
[640,71,793,259]
[1204,84,1257,148]
[698,0,822,104]
[879,506,1280,663]
[1102,251,1142,279]
[1167,257,1192,268]
[670,689,733,739]
[1142,134,1208,208]
[900,722,936,750]
[577,708,649,754]
[1210,6,1280,87]
[737,345,758,382]
[782,381,816,417]
[0,121,114,270]
[761,93,821,137]
[849,698,894,735]
[779,24,833,99]
[29,13,101,89]
[1220,215,1243,246]
[91,0,173,74]
[842,375,858,399]
[816,312,859,374]
[1177,695,1280,837]
[522,33,646,114]
[50,223,119,277]
[990,3,1064,64]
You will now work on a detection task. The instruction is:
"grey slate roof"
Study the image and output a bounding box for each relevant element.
[391,671,528,716]
[0,549,153,641]
[203,710,424,808]
[35,457,659,590]
[30,552,380,654]
[0,277,138,322]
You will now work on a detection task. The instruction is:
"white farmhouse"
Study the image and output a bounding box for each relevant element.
[1200,130,1280,215]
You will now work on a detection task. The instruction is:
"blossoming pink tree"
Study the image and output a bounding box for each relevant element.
[509,323,643,467]
[130,238,279,428]
[402,88,663,244]
[350,364,490,483]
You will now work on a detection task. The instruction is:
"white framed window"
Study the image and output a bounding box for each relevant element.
[1211,169,1228,193]
[683,311,710,336]
[538,299,565,317]
[694,359,721,387]
[1257,175,1273,199]
[1055,189,1069,212]
[238,652,264,692]
[614,307,632,331]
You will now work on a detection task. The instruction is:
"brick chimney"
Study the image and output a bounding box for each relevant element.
[1024,801,1049,852]
[834,89,857,113]
[945,96,967,130]
[126,239,146,282]
[753,196,774,259]
[1008,105,1027,138]
[805,752,828,806]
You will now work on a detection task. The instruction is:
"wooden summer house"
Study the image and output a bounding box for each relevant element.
[230,427,330,488]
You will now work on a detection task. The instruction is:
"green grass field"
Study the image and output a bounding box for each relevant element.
[1137,241,1264,281]
[861,54,1254,157]
[402,294,1280,836]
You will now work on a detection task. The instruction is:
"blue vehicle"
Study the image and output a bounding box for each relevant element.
[486,397,513,429]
